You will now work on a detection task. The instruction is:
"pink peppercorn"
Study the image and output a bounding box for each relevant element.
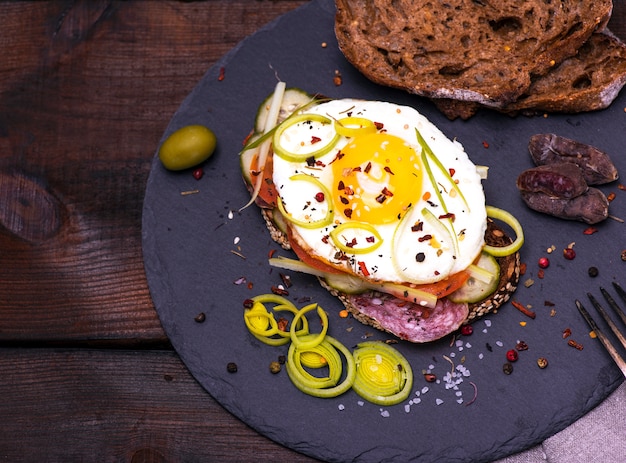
[538,257,550,269]
[563,248,576,260]
[460,325,473,336]
[506,349,519,362]
[314,192,325,202]
[192,167,204,180]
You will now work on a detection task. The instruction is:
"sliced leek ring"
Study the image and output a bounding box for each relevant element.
[276,173,333,229]
[483,206,524,257]
[329,221,383,254]
[334,116,377,138]
[273,113,340,162]
[352,341,413,406]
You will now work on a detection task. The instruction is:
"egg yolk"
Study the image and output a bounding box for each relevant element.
[332,132,422,224]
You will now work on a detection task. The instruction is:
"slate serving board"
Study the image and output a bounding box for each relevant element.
[142,1,625,461]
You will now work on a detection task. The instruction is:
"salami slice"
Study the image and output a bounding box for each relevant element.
[343,292,469,343]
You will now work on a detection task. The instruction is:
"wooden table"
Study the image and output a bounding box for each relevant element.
[1,2,624,461]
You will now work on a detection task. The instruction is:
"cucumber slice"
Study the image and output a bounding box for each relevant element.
[322,273,368,295]
[255,88,315,133]
[240,133,261,187]
[448,252,500,304]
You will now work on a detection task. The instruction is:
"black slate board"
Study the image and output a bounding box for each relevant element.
[142,1,626,461]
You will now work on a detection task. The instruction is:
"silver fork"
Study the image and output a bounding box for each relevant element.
[575,282,626,378]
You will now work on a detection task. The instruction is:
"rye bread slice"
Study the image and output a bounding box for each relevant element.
[334,0,613,107]
[434,32,626,119]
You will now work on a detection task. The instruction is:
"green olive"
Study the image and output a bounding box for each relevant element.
[158,124,217,171]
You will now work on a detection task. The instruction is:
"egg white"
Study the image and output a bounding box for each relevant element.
[272,99,486,285]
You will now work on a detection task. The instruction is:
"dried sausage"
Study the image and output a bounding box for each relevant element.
[520,188,609,224]
[528,134,618,185]
[516,163,588,198]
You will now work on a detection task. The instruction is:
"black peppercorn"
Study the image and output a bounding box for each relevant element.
[227,362,238,373]
[588,266,599,278]
[502,362,514,375]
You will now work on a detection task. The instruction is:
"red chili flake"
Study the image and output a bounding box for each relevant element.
[345,238,357,248]
[438,212,455,221]
[482,140,489,149]
[310,136,322,144]
[511,300,536,319]
[381,186,393,197]
[374,122,384,130]
[506,349,519,362]
[277,317,288,332]
[544,300,555,307]
[418,234,432,242]
[271,285,289,296]
[268,249,277,258]
[364,161,372,173]
[515,341,529,351]
[247,281,254,290]
[376,193,387,204]
[366,236,376,243]
[460,325,473,336]
[423,373,437,382]
[411,222,424,232]
[537,269,545,279]
[243,298,254,309]
[344,185,355,195]
[448,168,456,177]
[358,261,370,277]
[567,339,584,350]
[583,227,599,235]
[344,208,353,218]
[352,166,362,172]
[562,328,572,338]
[321,235,330,244]
[618,183,626,191]
[280,273,292,288]
[563,247,576,260]
[519,262,527,275]
[340,196,349,205]
[218,66,225,81]
[384,166,395,175]
[314,192,325,202]
[192,168,204,180]
[607,192,616,202]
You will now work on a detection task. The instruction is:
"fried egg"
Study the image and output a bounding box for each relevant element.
[272,99,486,285]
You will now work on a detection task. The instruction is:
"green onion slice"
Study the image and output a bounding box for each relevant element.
[273,113,340,162]
[276,173,333,229]
[483,206,524,257]
[329,221,383,254]
[286,335,356,399]
[352,341,413,406]
[334,116,377,138]
[416,128,469,211]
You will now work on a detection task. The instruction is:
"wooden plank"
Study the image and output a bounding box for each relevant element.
[0,1,309,344]
[0,348,319,462]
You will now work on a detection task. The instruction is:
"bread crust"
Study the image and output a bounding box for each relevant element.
[334,0,614,110]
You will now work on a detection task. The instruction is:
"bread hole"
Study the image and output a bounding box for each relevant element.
[564,22,583,38]
[572,74,592,90]
[439,64,467,77]
[489,17,522,34]
[460,35,471,48]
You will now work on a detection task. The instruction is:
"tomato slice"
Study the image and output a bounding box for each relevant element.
[287,224,470,298]
[249,150,277,207]
[408,270,470,299]
[287,227,346,275]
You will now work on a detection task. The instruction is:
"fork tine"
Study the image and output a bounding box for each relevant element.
[601,286,626,327]
[612,282,626,317]
[587,293,626,351]
[575,300,626,378]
